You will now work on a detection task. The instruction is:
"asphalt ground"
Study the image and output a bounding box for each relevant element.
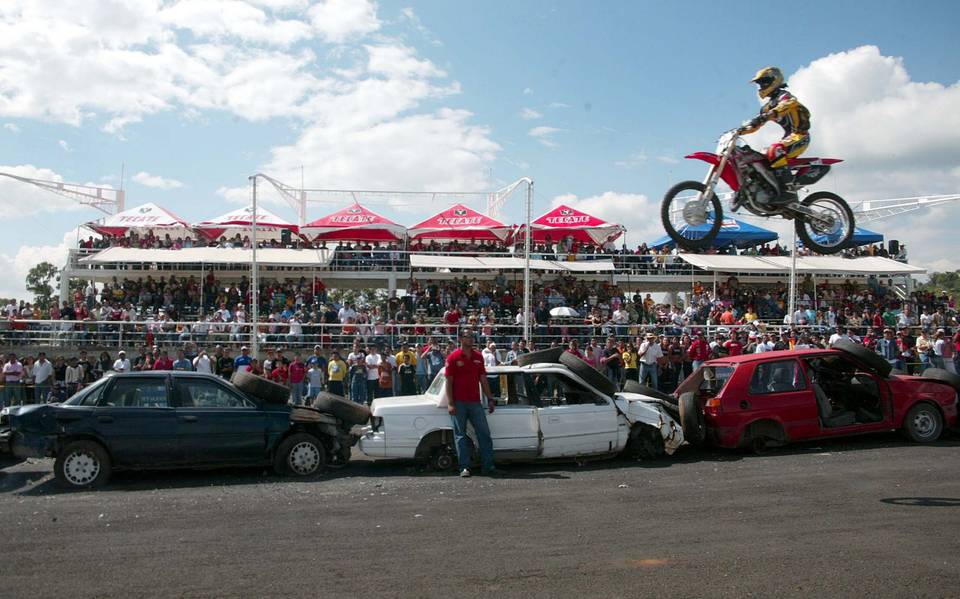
[1,432,959,599]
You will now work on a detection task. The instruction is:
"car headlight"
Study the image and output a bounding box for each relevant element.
[0,408,8,417]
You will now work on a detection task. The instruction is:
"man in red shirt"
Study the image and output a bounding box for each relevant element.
[152,350,174,371]
[723,335,744,356]
[288,354,307,405]
[688,332,710,370]
[271,361,289,388]
[445,329,498,478]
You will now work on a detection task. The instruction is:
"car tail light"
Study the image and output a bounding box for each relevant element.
[704,397,721,416]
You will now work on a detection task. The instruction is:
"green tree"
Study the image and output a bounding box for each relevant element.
[918,270,960,296]
[25,262,60,313]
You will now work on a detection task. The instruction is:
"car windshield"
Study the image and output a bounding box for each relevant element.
[425,369,446,397]
[701,366,736,394]
[62,378,109,405]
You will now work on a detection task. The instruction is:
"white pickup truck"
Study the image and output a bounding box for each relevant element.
[358,360,684,470]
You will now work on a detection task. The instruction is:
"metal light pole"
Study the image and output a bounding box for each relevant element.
[788,226,797,327]
[522,180,534,343]
[249,175,259,358]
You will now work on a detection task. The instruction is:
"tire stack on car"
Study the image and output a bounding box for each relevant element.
[231,371,370,475]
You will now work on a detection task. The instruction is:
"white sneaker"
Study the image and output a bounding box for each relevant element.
[459,468,471,478]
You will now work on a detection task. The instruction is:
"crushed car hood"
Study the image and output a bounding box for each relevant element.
[614,393,684,454]
[370,395,441,415]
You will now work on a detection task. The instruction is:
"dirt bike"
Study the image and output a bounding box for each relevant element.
[660,128,855,254]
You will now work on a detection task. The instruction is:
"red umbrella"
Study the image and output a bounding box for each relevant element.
[520,204,624,245]
[193,205,298,241]
[87,202,193,238]
[408,203,510,241]
[300,203,405,242]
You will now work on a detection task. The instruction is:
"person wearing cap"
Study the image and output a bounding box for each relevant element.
[446,329,498,477]
[234,345,252,372]
[306,345,328,391]
[637,333,664,390]
[112,350,131,373]
[326,350,347,396]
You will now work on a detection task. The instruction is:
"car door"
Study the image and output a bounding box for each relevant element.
[484,373,540,459]
[743,359,820,441]
[534,371,619,457]
[94,375,180,467]
[172,376,269,465]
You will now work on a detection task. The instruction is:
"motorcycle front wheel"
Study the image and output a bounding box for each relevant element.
[795,191,855,255]
[660,181,724,251]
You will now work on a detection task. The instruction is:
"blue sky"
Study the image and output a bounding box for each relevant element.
[0,0,959,296]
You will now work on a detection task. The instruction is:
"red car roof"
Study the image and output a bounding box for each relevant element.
[707,348,837,365]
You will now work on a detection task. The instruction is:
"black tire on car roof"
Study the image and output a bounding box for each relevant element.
[622,380,676,404]
[312,392,372,426]
[558,352,618,397]
[231,370,290,404]
[831,338,893,378]
[678,392,705,447]
[517,347,565,367]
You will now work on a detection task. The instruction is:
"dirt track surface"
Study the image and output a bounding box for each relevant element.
[2,433,959,598]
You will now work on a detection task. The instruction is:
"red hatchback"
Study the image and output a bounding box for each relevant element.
[675,347,959,452]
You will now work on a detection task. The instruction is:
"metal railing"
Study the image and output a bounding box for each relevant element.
[0,317,944,354]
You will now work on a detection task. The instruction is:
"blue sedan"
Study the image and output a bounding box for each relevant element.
[1,372,356,489]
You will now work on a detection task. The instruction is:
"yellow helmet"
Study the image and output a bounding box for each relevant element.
[751,66,784,99]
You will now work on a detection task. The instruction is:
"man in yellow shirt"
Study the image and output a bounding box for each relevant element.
[395,342,417,368]
[326,350,347,397]
[620,341,638,388]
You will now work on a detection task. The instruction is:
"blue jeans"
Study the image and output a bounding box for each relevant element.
[450,401,494,473]
[639,362,659,390]
[290,382,305,405]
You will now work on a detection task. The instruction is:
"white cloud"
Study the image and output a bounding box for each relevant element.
[776,45,960,273]
[158,0,314,46]
[528,125,562,147]
[399,6,441,46]
[520,108,542,120]
[551,192,661,247]
[132,171,184,190]
[522,87,533,95]
[0,164,88,217]
[547,101,570,109]
[0,226,99,301]
[57,139,71,152]
[657,155,680,165]
[308,0,380,43]
[3,123,19,132]
[614,152,647,169]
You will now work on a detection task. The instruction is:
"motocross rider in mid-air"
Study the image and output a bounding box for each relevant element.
[739,66,811,207]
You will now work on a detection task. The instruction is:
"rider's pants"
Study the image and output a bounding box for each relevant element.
[766,132,810,168]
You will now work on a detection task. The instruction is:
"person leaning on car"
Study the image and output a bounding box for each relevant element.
[445,329,499,478]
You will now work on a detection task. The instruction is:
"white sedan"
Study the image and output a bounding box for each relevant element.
[358,362,683,470]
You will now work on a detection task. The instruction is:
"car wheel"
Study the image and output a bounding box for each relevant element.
[517,347,564,367]
[432,445,458,472]
[274,433,326,476]
[902,403,943,443]
[312,392,372,426]
[678,392,705,446]
[559,352,618,397]
[54,440,111,489]
[625,424,665,460]
[232,370,290,404]
[832,338,892,378]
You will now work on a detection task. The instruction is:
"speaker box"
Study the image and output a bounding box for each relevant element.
[888,239,899,255]
[281,228,292,246]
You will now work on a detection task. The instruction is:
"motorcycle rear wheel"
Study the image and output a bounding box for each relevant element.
[794,191,855,255]
[660,181,724,251]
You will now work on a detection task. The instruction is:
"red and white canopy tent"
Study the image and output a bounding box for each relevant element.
[193,205,299,241]
[407,203,511,241]
[86,202,193,238]
[299,202,406,242]
[517,204,625,246]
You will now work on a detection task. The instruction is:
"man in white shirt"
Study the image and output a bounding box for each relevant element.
[755,335,775,353]
[338,303,357,324]
[364,344,383,404]
[637,333,664,390]
[193,351,213,374]
[112,350,132,373]
[65,358,83,396]
[482,342,501,398]
[612,306,629,338]
[2,353,24,406]
[32,352,54,404]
